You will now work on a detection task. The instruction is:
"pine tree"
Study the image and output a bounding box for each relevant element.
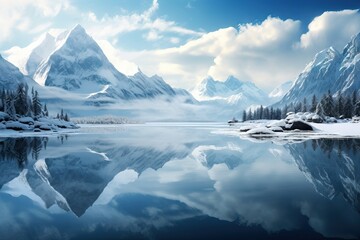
[15,83,29,116]
[43,104,49,117]
[294,102,302,113]
[344,97,353,118]
[316,95,326,116]
[259,105,264,119]
[64,113,70,122]
[264,107,269,119]
[247,110,252,120]
[0,89,5,112]
[310,95,317,112]
[282,104,288,118]
[354,101,360,117]
[336,95,344,118]
[326,90,335,116]
[302,98,307,112]
[32,90,42,118]
[5,92,16,119]
[352,90,357,106]
[242,110,247,122]
[60,109,64,120]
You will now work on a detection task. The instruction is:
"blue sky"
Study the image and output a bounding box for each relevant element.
[1,0,360,91]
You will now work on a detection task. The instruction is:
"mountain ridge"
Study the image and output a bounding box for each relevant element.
[275,32,360,107]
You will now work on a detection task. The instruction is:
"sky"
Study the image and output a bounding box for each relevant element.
[1,0,360,92]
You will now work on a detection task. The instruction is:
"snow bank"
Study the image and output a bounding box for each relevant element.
[0,116,79,135]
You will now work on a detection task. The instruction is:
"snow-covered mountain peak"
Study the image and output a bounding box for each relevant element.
[224,75,244,89]
[5,32,57,77]
[342,32,360,63]
[304,46,340,73]
[275,31,360,107]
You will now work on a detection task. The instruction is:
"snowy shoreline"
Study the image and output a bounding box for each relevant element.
[215,120,360,140]
[0,113,79,137]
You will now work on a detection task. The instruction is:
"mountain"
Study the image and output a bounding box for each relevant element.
[31,25,184,102]
[0,55,38,90]
[193,76,268,103]
[6,33,58,77]
[192,76,269,117]
[275,32,360,107]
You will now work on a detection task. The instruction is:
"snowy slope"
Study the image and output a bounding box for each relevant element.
[268,81,293,102]
[275,32,360,107]
[5,33,57,77]
[0,55,38,90]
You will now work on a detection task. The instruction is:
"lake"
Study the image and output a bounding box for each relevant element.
[0,123,360,240]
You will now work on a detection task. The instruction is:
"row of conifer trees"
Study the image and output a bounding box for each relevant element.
[243,90,360,121]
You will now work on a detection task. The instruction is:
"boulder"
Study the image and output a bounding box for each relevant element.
[285,119,313,131]
[246,127,274,135]
[239,126,253,132]
[18,117,34,125]
[0,112,10,121]
[270,126,284,132]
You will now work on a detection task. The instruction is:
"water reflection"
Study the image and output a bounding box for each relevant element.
[0,127,359,239]
[287,139,360,213]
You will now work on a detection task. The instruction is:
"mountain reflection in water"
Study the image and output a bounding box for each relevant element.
[0,125,359,240]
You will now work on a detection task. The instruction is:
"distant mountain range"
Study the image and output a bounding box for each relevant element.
[191,76,270,115]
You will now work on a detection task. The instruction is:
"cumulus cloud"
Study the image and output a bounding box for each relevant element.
[299,9,360,51]
[109,10,360,92]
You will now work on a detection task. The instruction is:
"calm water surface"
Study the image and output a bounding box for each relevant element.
[0,123,360,240]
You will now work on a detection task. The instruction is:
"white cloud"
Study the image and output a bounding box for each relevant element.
[0,0,70,43]
[109,10,360,92]
[144,30,163,41]
[81,0,203,43]
[299,9,360,51]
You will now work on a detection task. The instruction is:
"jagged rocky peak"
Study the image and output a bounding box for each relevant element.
[304,46,340,72]
[342,32,360,62]
[64,24,94,49]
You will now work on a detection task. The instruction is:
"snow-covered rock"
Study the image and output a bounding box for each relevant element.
[5,121,31,130]
[18,117,34,125]
[285,119,313,131]
[246,127,274,135]
[0,112,10,121]
[266,120,286,129]
[269,126,284,132]
[239,125,254,132]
